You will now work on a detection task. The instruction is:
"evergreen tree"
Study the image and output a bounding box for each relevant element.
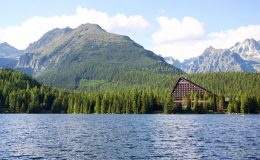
[227,98,235,113]
[131,90,138,114]
[164,94,173,114]
[95,95,101,114]
[217,95,225,112]
[240,95,248,114]
[141,92,148,114]
[28,93,40,113]
[233,98,240,113]
[101,94,108,114]
[247,97,258,114]
[182,95,191,112]
[192,93,198,112]
[20,103,27,113]
[52,98,62,113]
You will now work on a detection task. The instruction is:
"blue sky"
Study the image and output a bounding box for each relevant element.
[1,0,260,61]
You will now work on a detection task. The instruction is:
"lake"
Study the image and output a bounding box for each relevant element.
[0,114,259,159]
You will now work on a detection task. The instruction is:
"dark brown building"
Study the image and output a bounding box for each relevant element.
[171,77,213,105]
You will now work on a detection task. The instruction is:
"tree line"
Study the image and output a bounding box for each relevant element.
[0,69,259,114]
[0,69,166,113]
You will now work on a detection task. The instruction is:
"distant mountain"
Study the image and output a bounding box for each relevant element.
[230,38,260,71]
[182,47,255,73]
[17,23,182,89]
[164,38,260,73]
[0,42,22,58]
[0,58,17,69]
[163,56,185,70]
[230,38,260,61]
[0,42,23,68]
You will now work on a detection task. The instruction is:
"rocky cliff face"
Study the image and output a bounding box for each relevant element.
[183,47,255,73]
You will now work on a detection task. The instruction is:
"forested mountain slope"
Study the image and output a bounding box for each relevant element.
[16,23,182,89]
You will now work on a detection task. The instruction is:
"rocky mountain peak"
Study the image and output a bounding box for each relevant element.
[0,42,9,46]
[0,42,15,50]
[78,23,104,31]
[205,46,215,51]
[25,27,73,53]
[203,46,228,56]
[244,38,258,45]
[230,38,260,59]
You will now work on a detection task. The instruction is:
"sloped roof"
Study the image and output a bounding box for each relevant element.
[171,77,214,95]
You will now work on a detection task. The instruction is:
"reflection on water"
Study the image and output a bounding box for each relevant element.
[0,114,259,159]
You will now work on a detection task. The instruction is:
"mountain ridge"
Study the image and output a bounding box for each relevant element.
[164,38,260,73]
[25,27,73,54]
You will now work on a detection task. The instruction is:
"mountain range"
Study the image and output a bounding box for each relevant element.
[164,38,260,73]
[0,23,259,90]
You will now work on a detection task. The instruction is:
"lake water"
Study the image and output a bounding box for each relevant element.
[0,114,259,159]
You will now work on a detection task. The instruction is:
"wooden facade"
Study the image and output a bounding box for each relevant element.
[171,77,213,104]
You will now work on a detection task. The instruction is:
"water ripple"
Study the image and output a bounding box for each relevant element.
[0,114,259,159]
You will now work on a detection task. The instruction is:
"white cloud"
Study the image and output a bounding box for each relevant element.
[151,17,260,61]
[207,25,260,48]
[0,6,149,49]
[152,16,204,44]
